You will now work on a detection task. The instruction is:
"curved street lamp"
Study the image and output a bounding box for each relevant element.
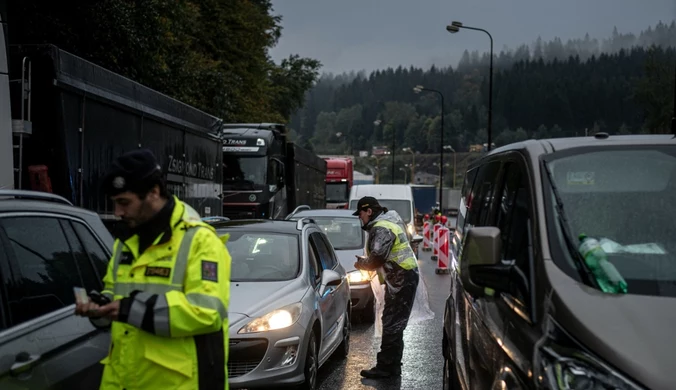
[446,21,494,151]
[413,85,445,209]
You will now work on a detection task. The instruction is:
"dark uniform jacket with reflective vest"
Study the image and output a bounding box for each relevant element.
[96,197,231,390]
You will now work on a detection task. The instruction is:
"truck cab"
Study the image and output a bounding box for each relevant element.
[324,157,353,209]
[220,123,287,219]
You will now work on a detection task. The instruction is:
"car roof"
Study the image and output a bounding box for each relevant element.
[291,209,357,218]
[349,184,412,199]
[487,134,676,157]
[209,219,305,235]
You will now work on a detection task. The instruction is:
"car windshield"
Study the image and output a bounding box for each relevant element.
[349,199,412,223]
[545,146,676,297]
[222,155,266,188]
[310,216,364,250]
[218,231,299,281]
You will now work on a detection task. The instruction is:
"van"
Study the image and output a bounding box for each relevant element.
[348,184,416,235]
[442,134,676,389]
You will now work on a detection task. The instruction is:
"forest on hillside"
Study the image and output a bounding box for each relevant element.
[290,21,676,154]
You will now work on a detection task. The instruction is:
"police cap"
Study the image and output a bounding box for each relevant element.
[352,196,380,216]
[102,149,162,197]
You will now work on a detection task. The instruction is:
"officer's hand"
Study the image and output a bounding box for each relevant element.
[95,300,121,321]
[75,301,101,317]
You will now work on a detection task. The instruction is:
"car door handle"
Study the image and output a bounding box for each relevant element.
[10,352,41,376]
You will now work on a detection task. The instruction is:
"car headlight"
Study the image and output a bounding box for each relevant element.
[347,270,370,284]
[407,223,415,235]
[238,302,303,334]
[537,344,643,389]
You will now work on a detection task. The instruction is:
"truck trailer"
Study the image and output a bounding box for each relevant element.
[4,44,224,220]
[220,123,326,219]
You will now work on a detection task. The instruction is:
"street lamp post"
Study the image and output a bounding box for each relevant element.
[447,21,493,152]
[414,85,445,209]
[443,145,456,188]
[402,147,415,183]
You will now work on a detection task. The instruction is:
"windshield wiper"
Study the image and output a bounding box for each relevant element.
[541,161,599,289]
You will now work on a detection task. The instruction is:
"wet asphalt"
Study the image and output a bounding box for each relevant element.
[317,250,450,390]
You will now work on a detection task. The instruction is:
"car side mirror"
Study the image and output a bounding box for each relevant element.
[319,269,343,297]
[459,226,510,297]
[411,234,423,244]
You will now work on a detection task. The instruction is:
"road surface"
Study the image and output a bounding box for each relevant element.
[317,250,450,389]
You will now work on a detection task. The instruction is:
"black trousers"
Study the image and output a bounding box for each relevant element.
[376,269,419,371]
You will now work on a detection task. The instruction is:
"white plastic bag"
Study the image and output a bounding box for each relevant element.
[371,270,386,338]
[371,267,435,338]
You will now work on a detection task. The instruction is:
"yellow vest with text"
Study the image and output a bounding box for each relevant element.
[368,219,418,280]
[99,198,231,390]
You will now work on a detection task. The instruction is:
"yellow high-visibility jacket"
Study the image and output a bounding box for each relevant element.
[97,197,231,390]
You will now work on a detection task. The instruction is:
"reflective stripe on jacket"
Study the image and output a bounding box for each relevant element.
[371,219,418,274]
[99,197,231,390]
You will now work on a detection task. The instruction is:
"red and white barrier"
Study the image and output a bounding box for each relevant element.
[422,221,432,251]
[431,223,441,260]
[436,226,450,274]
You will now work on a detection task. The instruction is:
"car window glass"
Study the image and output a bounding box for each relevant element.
[62,220,104,292]
[72,221,110,279]
[457,167,478,233]
[495,162,532,308]
[466,161,501,227]
[224,232,299,281]
[319,235,338,269]
[310,232,334,270]
[1,217,85,326]
[308,238,322,286]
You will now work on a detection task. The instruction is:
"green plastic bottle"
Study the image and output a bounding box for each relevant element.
[578,234,628,294]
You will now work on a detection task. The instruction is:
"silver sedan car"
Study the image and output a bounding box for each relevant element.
[287,209,376,322]
[210,218,351,390]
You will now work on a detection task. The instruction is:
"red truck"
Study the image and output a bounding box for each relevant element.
[324,158,353,209]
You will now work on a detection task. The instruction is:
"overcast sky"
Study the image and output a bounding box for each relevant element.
[269,0,676,74]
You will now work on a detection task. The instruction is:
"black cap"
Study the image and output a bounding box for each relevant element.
[352,196,380,216]
[102,149,162,196]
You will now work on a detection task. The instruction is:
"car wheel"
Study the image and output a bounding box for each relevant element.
[442,356,461,390]
[361,298,375,323]
[333,308,350,359]
[298,331,318,390]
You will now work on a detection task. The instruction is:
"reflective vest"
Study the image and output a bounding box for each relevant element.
[99,198,231,390]
[367,219,418,283]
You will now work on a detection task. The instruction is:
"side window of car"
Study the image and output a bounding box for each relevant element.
[310,232,335,270]
[495,161,533,309]
[61,221,105,291]
[318,234,338,269]
[457,167,478,233]
[307,238,322,286]
[0,216,87,326]
[466,161,501,228]
[71,221,110,279]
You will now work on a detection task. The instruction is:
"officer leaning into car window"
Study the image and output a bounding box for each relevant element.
[353,196,419,379]
[74,149,232,390]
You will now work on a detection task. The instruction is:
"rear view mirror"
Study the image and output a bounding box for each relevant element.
[460,227,510,297]
[319,269,343,296]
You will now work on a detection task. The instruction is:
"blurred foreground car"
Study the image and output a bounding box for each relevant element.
[0,190,113,389]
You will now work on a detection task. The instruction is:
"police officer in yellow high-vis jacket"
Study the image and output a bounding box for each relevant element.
[74,149,231,390]
[352,196,419,379]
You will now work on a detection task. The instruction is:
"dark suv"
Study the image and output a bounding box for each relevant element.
[0,190,113,389]
[443,134,676,389]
